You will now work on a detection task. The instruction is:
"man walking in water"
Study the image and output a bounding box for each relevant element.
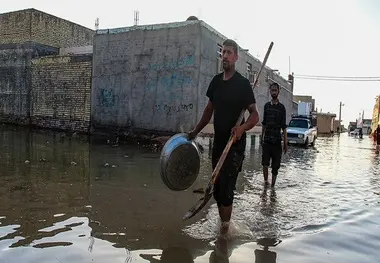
[376,124,380,152]
[188,39,259,232]
[261,82,288,188]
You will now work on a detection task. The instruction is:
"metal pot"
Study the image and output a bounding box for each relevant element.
[160,133,201,191]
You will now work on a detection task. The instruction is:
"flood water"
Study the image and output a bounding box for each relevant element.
[0,124,379,263]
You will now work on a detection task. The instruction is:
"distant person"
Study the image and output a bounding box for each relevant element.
[188,39,259,233]
[261,83,287,188]
[376,125,380,149]
[359,128,363,138]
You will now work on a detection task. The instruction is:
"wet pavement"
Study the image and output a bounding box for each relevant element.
[0,124,380,262]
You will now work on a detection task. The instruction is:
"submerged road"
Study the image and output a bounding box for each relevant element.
[0,125,379,262]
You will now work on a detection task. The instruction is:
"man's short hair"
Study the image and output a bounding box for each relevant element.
[223,39,238,54]
[269,82,280,90]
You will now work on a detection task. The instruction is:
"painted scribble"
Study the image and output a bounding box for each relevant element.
[146,72,193,91]
[99,88,117,107]
[149,54,195,71]
[154,103,193,116]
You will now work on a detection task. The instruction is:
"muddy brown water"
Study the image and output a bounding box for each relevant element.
[0,125,379,262]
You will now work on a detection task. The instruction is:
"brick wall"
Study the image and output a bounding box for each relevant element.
[0,9,32,44]
[31,55,92,132]
[30,9,94,48]
[0,8,94,48]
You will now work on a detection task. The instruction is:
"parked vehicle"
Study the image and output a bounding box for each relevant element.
[350,128,363,138]
[286,114,318,147]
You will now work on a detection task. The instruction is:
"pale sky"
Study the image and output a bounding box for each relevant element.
[3,0,380,126]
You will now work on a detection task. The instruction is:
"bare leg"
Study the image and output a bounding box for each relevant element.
[263,165,269,185]
[219,205,232,234]
[271,173,277,187]
[219,205,232,222]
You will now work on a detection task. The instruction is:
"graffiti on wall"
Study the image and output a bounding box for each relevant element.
[149,54,195,71]
[99,88,118,108]
[146,72,193,92]
[154,103,193,116]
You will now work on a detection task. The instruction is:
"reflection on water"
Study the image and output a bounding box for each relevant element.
[0,125,380,262]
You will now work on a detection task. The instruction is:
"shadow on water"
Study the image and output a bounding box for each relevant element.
[1,125,380,262]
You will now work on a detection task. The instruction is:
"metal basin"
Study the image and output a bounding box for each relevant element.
[160,133,201,191]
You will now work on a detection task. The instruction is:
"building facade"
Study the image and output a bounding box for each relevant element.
[316,112,336,134]
[371,96,380,136]
[0,8,94,131]
[1,9,294,135]
[92,19,294,134]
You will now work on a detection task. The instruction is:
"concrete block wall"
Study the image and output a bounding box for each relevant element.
[92,21,201,134]
[60,45,93,56]
[292,101,299,116]
[0,9,94,48]
[316,114,336,134]
[0,47,30,124]
[31,55,92,132]
[0,43,58,125]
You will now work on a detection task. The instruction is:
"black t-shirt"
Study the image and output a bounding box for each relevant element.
[262,101,287,144]
[206,71,256,152]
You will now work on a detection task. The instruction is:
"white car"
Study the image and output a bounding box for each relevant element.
[286,117,317,147]
[350,128,363,138]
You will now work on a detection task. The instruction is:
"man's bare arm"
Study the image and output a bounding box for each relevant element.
[240,103,260,132]
[262,125,266,142]
[282,127,288,142]
[192,100,214,134]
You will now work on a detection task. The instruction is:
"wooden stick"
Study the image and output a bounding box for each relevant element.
[210,42,274,184]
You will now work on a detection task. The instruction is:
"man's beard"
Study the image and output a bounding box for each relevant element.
[223,61,231,71]
[271,94,278,100]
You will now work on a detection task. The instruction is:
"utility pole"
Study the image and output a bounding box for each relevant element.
[338,101,344,134]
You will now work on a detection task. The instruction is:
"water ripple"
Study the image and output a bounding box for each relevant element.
[0,127,379,262]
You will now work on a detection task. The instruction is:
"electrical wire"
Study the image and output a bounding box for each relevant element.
[295,74,380,79]
[295,77,380,81]
[293,75,380,82]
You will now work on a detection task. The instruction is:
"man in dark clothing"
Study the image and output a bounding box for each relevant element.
[188,39,259,232]
[261,83,288,188]
[376,125,380,146]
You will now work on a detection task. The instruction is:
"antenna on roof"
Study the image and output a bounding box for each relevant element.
[95,18,99,30]
[134,10,139,26]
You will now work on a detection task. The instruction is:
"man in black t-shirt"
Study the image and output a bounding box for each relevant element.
[188,39,259,232]
[261,83,288,188]
[376,125,380,146]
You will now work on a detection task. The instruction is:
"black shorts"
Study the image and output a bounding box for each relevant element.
[262,142,282,175]
[211,145,244,207]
